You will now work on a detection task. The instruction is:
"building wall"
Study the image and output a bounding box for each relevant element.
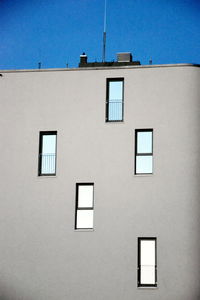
[0,65,200,300]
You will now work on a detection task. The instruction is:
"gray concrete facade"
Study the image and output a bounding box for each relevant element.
[0,64,200,299]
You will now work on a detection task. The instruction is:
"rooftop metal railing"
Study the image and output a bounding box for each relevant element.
[39,153,56,175]
[106,99,123,121]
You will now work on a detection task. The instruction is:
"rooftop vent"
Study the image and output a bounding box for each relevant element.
[117,52,132,63]
[80,52,87,65]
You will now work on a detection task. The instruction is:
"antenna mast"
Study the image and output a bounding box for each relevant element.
[102,0,107,62]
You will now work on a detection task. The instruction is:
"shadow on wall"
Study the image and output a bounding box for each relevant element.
[0,283,34,300]
[193,87,200,300]
[189,91,200,300]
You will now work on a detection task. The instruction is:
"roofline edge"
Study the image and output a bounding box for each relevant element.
[0,63,200,73]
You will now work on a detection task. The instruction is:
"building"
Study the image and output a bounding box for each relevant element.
[0,53,200,300]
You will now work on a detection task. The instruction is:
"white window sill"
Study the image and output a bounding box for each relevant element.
[37,175,57,178]
[104,121,125,124]
[74,229,94,232]
[134,174,154,177]
[137,286,158,290]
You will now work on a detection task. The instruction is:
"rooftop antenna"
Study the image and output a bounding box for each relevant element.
[102,0,107,62]
[38,47,42,69]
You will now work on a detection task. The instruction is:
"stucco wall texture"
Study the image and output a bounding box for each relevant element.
[0,64,200,300]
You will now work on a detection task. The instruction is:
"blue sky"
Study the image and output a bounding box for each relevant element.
[0,0,199,69]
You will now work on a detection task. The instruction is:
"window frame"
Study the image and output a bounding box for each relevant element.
[38,131,57,176]
[137,237,157,288]
[135,129,153,175]
[106,78,124,122]
[75,183,94,230]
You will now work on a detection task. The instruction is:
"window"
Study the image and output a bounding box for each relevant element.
[38,131,57,176]
[75,183,94,229]
[106,78,124,122]
[138,237,157,287]
[135,129,153,174]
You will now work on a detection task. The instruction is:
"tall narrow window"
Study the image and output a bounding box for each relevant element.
[135,129,153,174]
[75,183,94,229]
[106,78,124,122]
[38,131,57,176]
[138,237,157,287]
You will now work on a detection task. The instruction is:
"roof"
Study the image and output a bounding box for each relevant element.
[0,63,199,74]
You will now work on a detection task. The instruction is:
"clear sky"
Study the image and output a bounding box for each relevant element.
[0,0,199,69]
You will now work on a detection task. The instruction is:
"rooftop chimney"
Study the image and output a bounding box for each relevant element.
[117,52,132,63]
[80,53,87,65]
